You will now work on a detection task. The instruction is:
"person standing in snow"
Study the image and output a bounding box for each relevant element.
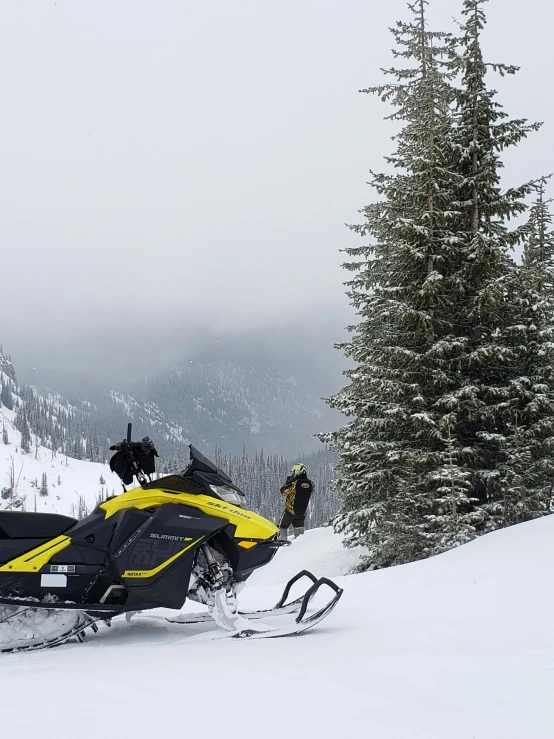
[278,464,313,540]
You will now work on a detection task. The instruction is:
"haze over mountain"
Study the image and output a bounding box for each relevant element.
[6,323,346,457]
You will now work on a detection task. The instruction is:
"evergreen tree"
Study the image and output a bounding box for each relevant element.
[497,187,554,525]
[322,0,480,565]
[73,438,82,460]
[20,411,31,454]
[39,472,48,497]
[425,422,477,551]
[2,423,8,445]
[1,380,13,411]
[439,0,543,531]
[323,0,547,568]
[523,178,554,294]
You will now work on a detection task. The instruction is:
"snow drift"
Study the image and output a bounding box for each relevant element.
[1,518,553,738]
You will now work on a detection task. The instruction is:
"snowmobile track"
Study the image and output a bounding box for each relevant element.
[0,608,110,654]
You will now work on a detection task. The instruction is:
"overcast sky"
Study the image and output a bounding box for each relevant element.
[2,0,553,376]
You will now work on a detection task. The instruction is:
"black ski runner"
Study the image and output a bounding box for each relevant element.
[167,570,321,624]
[177,572,343,641]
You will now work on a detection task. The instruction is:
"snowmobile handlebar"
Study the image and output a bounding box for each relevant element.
[109,436,157,455]
[110,423,154,453]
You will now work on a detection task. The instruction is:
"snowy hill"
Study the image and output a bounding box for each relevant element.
[0,403,121,518]
[3,518,554,738]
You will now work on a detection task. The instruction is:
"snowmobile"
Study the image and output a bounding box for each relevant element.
[0,426,342,652]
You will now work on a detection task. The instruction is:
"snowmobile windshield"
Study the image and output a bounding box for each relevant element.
[186,446,232,482]
[182,446,247,502]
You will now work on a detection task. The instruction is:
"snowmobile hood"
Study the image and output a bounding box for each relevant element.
[99,487,278,540]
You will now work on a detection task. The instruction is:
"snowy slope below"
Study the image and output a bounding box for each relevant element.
[0,406,121,517]
[3,518,554,738]
[246,525,366,585]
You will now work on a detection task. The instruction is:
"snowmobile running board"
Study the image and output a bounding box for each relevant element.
[0,597,121,612]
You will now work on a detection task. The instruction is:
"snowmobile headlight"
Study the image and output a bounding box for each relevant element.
[210,485,245,508]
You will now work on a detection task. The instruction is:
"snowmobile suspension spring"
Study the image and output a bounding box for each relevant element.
[200,544,226,589]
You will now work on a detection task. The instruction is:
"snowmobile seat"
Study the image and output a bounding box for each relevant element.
[0,512,77,540]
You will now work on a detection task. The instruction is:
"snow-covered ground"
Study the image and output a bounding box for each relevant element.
[0,405,121,517]
[2,518,554,738]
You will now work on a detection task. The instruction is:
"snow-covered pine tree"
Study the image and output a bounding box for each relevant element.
[523,178,554,294]
[39,472,48,497]
[497,183,554,526]
[2,423,8,445]
[440,0,542,531]
[19,410,32,454]
[425,420,477,550]
[323,0,548,568]
[1,380,14,411]
[321,0,482,567]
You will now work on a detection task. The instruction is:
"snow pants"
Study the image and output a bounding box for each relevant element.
[279,509,306,529]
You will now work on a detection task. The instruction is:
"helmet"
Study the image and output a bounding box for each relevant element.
[291,464,307,478]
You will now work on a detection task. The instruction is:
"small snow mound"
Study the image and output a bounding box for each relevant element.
[246,526,366,587]
[369,513,554,589]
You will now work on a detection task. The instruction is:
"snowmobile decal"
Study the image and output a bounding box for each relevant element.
[0,535,71,573]
[50,565,76,573]
[123,537,202,579]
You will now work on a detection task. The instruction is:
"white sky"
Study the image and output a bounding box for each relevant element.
[1,0,553,369]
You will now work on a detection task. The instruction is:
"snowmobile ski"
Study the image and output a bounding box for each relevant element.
[167,570,321,624]
[184,575,343,641]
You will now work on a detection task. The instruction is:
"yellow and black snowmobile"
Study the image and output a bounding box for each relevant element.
[0,426,342,652]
